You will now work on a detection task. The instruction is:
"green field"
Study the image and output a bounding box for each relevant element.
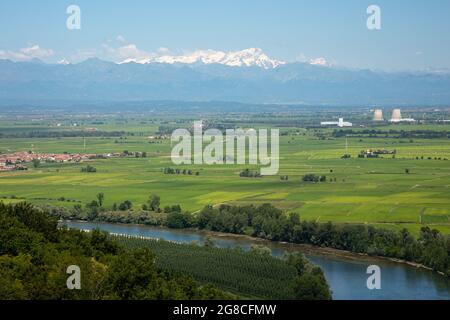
[1,118,450,235]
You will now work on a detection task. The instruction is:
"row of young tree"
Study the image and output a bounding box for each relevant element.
[81,165,97,173]
[282,175,338,182]
[113,235,331,300]
[302,174,327,182]
[333,129,450,139]
[0,202,231,300]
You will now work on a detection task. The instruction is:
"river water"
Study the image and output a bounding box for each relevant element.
[64,220,450,300]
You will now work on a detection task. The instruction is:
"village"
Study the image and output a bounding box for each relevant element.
[0,151,95,172]
[0,150,145,172]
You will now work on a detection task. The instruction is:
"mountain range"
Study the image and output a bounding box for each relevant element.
[1,48,450,107]
[119,48,285,69]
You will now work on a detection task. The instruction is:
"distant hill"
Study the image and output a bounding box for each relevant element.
[1,57,450,106]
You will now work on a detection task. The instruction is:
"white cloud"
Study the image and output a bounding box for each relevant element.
[295,53,307,62]
[117,44,153,61]
[0,50,28,61]
[157,47,171,55]
[0,44,54,61]
[116,35,128,44]
[21,45,54,59]
[99,37,155,63]
[95,35,157,63]
[74,48,98,60]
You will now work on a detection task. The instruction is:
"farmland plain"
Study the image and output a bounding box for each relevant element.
[1,117,450,236]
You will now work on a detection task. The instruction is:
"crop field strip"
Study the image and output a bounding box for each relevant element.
[110,234,298,299]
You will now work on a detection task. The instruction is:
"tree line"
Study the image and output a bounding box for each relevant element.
[333,129,449,139]
[195,204,450,277]
[163,167,200,176]
[239,169,261,178]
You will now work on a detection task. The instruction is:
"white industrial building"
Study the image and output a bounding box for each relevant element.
[321,118,353,127]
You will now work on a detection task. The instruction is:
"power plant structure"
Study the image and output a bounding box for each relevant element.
[373,109,384,121]
[391,109,402,121]
[320,108,416,127]
[389,108,415,123]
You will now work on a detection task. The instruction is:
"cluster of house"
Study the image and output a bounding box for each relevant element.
[148,134,171,140]
[359,149,396,158]
[0,150,148,172]
[0,151,96,172]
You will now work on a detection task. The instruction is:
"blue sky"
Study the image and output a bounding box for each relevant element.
[1,0,449,70]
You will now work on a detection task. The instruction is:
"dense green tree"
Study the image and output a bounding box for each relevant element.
[118,201,132,211]
[148,194,160,212]
[86,200,100,220]
[166,212,190,229]
[32,159,40,168]
[284,252,307,275]
[81,165,97,173]
[96,193,105,207]
[294,268,332,300]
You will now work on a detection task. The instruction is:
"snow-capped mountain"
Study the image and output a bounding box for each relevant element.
[120,48,285,69]
[57,58,70,65]
[2,57,450,105]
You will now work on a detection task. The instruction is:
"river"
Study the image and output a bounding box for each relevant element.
[64,220,450,300]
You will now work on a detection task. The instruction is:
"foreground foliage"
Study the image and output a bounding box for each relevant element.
[0,202,331,300]
[0,202,231,300]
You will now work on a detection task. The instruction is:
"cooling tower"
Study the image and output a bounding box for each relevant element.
[391,109,402,121]
[373,109,384,121]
